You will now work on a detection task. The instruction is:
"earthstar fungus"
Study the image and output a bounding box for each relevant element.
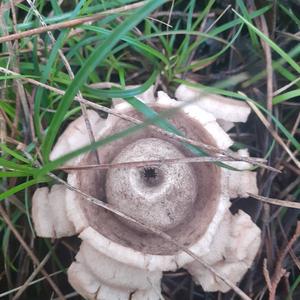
[32,85,261,299]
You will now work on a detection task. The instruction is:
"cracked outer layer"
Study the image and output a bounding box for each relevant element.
[32,86,261,299]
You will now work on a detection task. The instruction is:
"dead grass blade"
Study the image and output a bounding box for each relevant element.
[246,99,300,168]
[256,11,273,112]
[273,77,300,96]
[248,193,300,209]
[0,271,64,298]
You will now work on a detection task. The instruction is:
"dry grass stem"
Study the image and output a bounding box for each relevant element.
[273,77,300,96]
[0,1,147,44]
[257,13,273,112]
[246,99,300,168]
[248,193,300,209]
[12,250,54,300]
[60,156,267,171]
[264,222,300,300]
[0,270,64,298]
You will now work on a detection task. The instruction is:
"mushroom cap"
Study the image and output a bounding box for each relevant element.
[32,87,261,297]
[66,99,228,270]
[42,90,259,275]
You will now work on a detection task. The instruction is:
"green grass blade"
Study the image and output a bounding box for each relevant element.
[273,89,300,105]
[0,158,35,172]
[0,144,31,164]
[279,4,300,26]
[175,0,195,67]
[236,0,260,49]
[177,25,243,73]
[243,44,300,88]
[0,171,29,178]
[232,8,300,74]
[0,177,49,201]
[81,25,169,65]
